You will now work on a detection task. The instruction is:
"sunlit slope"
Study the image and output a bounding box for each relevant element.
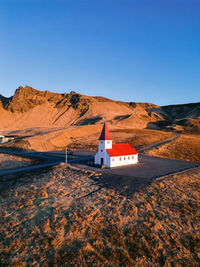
[0,85,168,130]
[1,85,199,132]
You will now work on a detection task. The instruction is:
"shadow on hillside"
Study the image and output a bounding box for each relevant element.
[145,120,172,130]
[114,114,131,121]
[75,116,102,126]
[146,119,200,134]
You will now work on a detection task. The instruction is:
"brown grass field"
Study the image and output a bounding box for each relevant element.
[0,83,200,266]
[0,164,199,266]
[0,153,33,170]
[145,134,200,163]
[110,128,174,150]
[2,127,174,152]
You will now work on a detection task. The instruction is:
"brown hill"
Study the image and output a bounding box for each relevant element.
[1,86,199,132]
[0,85,199,153]
[5,86,64,113]
[153,103,200,134]
[0,85,164,130]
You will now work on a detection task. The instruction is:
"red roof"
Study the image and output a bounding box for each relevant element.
[106,143,138,157]
[99,122,112,141]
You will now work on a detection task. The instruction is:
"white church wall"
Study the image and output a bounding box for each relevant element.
[95,152,138,167]
[110,154,138,168]
[95,151,111,166]
[95,140,112,166]
[98,140,112,150]
[94,152,99,165]
[105,152,111,167]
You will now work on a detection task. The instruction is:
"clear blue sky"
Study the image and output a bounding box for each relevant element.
[0,0,200,105]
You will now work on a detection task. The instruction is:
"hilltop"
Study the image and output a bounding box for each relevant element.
[0,85,159,129]
[0,85,199,133]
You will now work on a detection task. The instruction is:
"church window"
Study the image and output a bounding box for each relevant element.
[124,157,126,160]
[132,156,134,159]
[100,141,103,144]
[101,150,103,152]
[120,157,121,161]
[112,158,114,161]
[128,156,130,160]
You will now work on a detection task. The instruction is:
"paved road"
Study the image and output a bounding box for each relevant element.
[0,149,93,176]
[0,131,199,179]
[104,154,199,179]
[0,161,61,176]
[73,154,200,179]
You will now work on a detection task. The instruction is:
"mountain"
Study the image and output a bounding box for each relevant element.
[161,103,200,133]
[0,85,199,134]
[0,85,161,129]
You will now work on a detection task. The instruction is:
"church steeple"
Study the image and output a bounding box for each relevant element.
[99,122,112,141]
[98,122,112,152]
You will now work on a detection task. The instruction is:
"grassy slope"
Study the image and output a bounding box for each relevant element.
[110,128,174,150]
[145,134,200,163]
[0,165,199,266]
[0,154,33,170]
[1,127,174,152]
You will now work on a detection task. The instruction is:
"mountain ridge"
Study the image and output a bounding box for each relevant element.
[0,85,199,133]
[1,85,199,112]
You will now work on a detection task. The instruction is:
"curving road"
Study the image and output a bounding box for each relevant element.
[0,132,199,178]
[138,133,179,153]
[0,149,93,176]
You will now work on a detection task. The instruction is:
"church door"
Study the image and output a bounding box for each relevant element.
[101,158,104,165]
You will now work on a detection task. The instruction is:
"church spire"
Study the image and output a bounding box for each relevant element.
[99,122,112,141]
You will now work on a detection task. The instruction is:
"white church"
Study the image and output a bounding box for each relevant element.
[95,122,138,168]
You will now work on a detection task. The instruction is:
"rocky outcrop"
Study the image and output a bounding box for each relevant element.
[5,85,64,112]
[0,94,11,109]
[0,85,199,133]
[4,86,96,117]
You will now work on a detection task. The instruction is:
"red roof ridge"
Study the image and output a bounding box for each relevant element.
[106,143,138,157]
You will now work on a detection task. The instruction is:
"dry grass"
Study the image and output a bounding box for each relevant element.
[0,153,33,170]
[2,124,174,152]
[112,129,174,150]
[145,134,200,163]
[0,164,199,266]
[68,128,174,152]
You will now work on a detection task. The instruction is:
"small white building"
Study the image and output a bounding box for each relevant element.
[95,122,138,168]
[0,135,4,144]
[0,135,9,144]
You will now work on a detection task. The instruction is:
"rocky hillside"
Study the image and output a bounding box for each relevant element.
[151,102,200,134]
[0,85,199,133]
[0,94,10,109]
[0,85,161,130]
